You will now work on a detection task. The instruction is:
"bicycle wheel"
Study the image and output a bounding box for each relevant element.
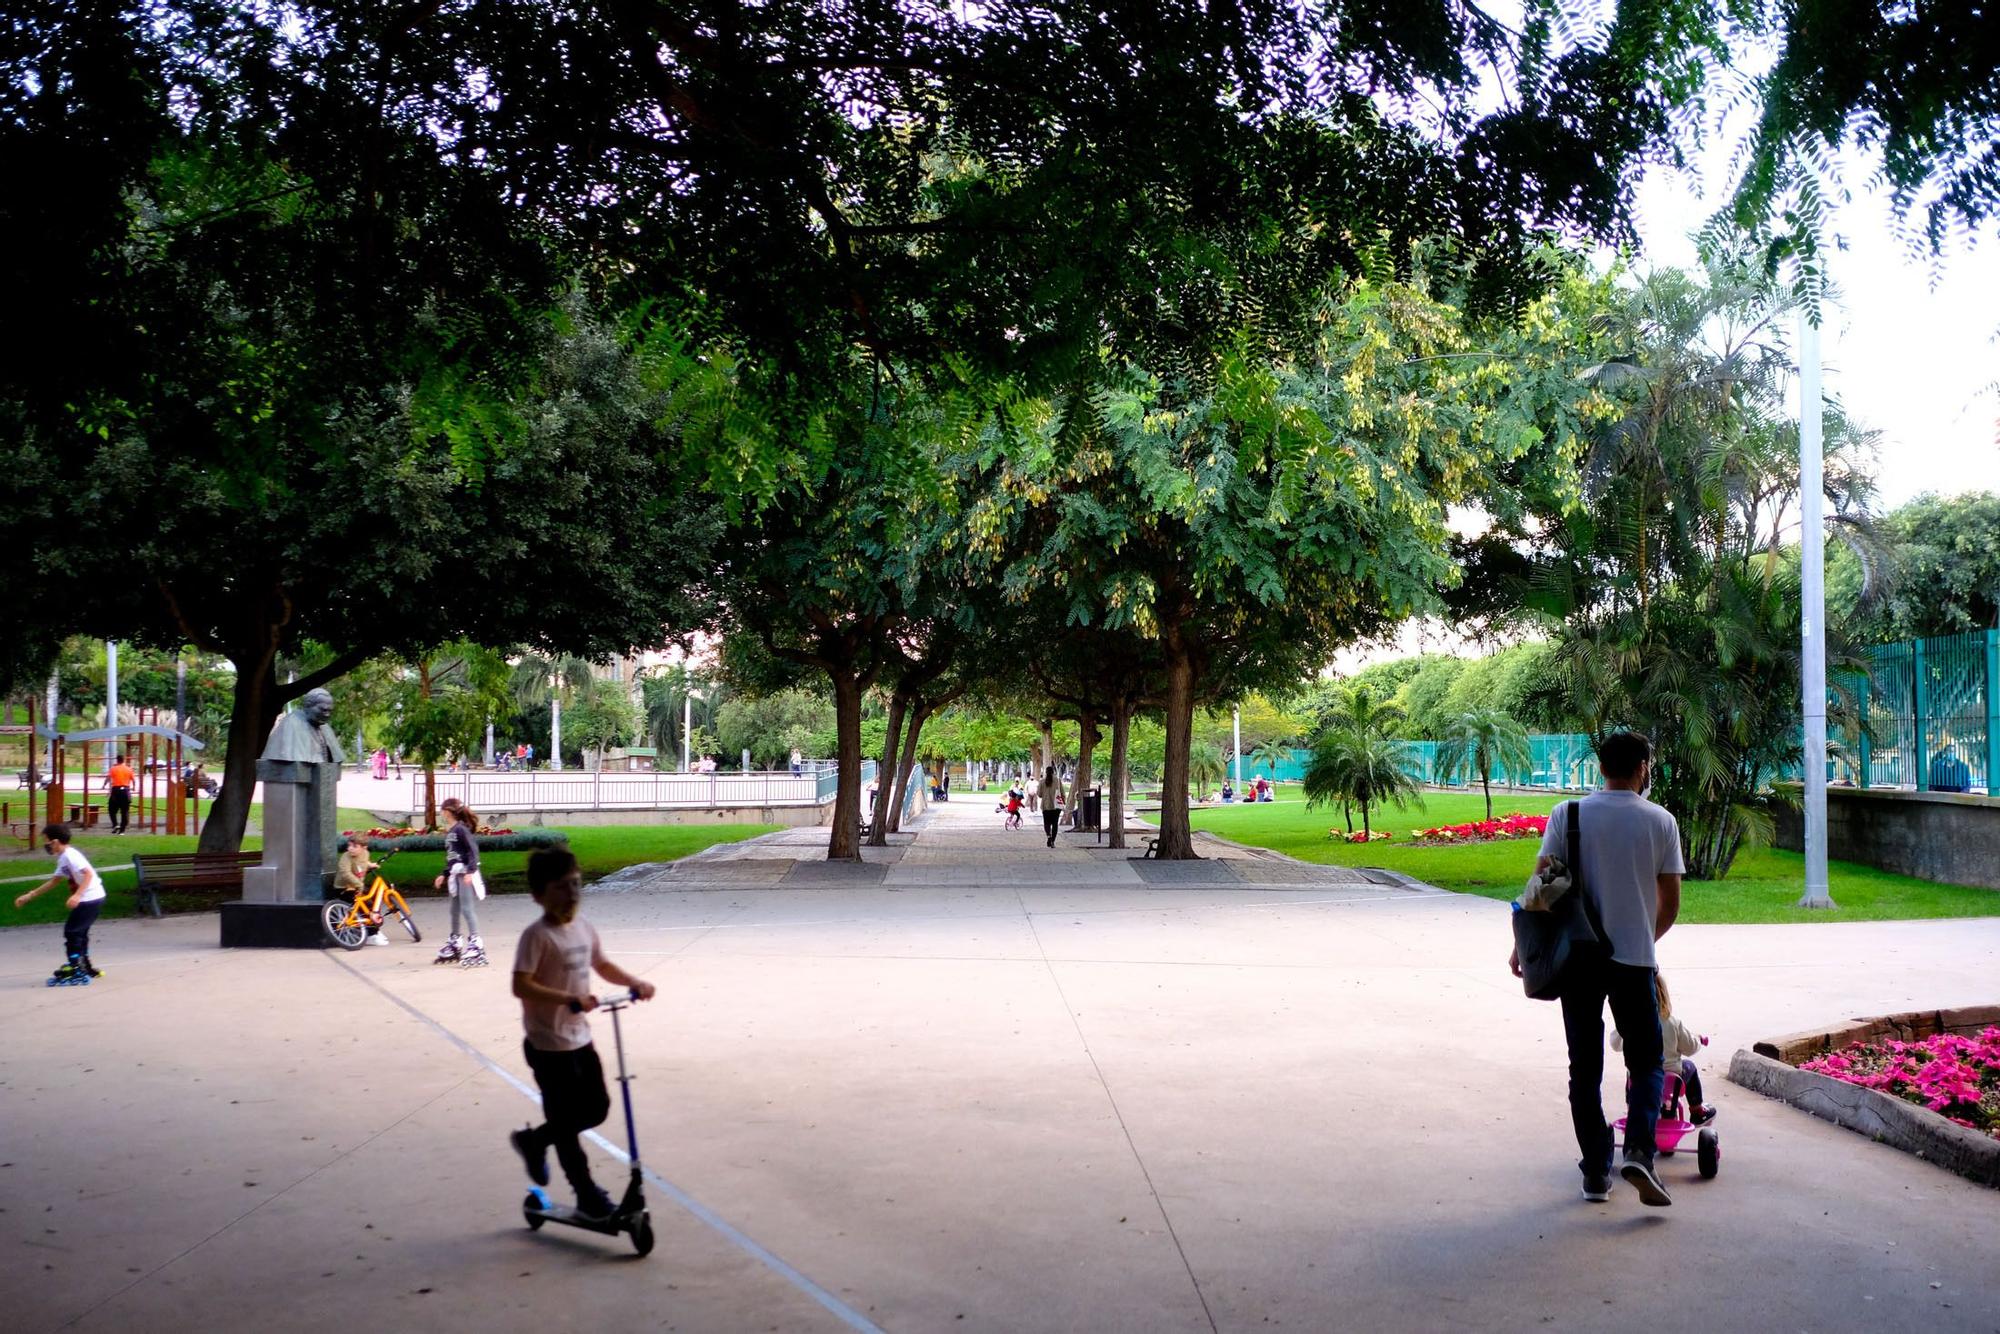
[393,903,422,944]
[321,898,368,950]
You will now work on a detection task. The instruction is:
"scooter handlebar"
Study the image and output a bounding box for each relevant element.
[567,990,643,1013]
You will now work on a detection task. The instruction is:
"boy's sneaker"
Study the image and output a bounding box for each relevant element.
[365,932,389,947]
[1579,1159,1612,1202]
[433,934,461,964]
[510,1127,550,1186]
[574,1185,616,1221]
[459,936,489,968]
[1620,1152,1673,1207]
[1690,1105,1718,1126]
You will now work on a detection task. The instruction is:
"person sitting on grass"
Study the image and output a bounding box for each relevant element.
[508,848,656,1221]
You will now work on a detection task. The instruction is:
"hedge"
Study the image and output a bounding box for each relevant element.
[360,830,570,854]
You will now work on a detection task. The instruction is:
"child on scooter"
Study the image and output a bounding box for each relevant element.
[509,848,656,1221]
[1613,971,1716,1124]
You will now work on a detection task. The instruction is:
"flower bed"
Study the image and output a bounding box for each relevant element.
[1408,812,1548,845]
[343,827,568,854]
[1329,830,1392,844]
[1799,1028,2000,1140]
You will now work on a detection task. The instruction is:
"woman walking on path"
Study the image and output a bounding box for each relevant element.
[1038,767,1063,848]
[433,797,488,967]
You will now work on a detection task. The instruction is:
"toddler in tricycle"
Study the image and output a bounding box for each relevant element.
[1613,971,1720,1179]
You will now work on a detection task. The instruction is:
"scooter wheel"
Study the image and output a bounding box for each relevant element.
[523,1192,546,1230]
[630,1212,654,1256]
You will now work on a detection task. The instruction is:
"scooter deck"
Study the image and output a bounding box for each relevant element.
[524,1188,646,1234]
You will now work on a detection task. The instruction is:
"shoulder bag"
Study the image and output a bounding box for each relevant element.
[1511,800,1605,1001]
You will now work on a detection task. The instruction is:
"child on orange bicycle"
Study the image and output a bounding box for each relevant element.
[334,836,388,946]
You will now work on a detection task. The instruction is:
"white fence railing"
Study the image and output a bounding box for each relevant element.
[416,768,851,812]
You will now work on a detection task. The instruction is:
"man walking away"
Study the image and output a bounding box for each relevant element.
[106,753,135,834]
[1038,767,1063,848]
[1510,731,1684,1206]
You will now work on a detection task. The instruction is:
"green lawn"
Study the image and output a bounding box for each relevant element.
[1,817,778,927]
[1186,789,2000,924]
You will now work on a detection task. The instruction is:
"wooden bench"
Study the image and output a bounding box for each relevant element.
[131,851,260,918]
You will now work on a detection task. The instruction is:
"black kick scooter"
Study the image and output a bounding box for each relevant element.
[522,990,655,1256]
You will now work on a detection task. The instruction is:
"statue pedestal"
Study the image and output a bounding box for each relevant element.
[220,901,327,948]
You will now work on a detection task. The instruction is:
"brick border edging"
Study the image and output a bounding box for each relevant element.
[1726,1004,2000,1188]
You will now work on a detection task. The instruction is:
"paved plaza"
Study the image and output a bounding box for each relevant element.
[6,799,1999,1332]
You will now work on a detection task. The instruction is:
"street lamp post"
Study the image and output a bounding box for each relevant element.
[1798,310,1834,909]
[550,672,564,773]
[106,641,119,729]
[1233,707,1242,789]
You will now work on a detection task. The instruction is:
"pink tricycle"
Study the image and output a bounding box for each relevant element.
[1615,1070,1720,1180]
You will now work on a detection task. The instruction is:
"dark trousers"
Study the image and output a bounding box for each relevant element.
[1679,1058,1705,1109]
[65,899,102,959]
[523,1040,610,1194]
[1043,810,1060,845]
[1559,947,1663,1170]
[107,786,130,832]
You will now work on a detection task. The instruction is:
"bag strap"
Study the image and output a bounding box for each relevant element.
[1567,800,1607,941]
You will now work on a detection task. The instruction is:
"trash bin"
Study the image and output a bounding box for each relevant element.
[1083,786,1103,833]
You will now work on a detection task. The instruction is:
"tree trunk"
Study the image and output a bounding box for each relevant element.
[867,690,908,847]
[889,702,931,833]
[1481,771,1492,821]
[1069,714,1098,831]
[1362,798,1372,838]
[1036,717,1055,776]
[827,669,864,861]
[198,650,283,853]
[1154,650,1198,859]
[1107,701,1131,849]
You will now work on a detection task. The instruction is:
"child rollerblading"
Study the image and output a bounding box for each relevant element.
[15,824,105,986]
[433,798,488,966]
[508,848,655,1220]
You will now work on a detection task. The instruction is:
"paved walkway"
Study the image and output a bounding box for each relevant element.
[5,799,1999,1332]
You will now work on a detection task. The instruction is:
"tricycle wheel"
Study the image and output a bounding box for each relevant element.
[523,1192,545,1230]
[630,1213,654,1256]
[1697,1128,1719,1179]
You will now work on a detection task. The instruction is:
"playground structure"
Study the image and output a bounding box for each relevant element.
[2,697,207,846]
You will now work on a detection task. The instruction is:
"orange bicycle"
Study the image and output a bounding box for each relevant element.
[321,851,423,949]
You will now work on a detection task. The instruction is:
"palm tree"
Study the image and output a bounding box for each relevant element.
[1302,728,1422,838]
[1188,741,1226,800]
[1246,737,1295,777]
[1435,708,1534,820]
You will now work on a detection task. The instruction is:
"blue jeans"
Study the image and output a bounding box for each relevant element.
[1559,947,1663,1172]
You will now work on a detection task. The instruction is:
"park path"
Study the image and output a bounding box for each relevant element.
[4,807,1999,1333]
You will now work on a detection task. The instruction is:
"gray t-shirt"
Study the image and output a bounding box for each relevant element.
[1539,790,1686,968]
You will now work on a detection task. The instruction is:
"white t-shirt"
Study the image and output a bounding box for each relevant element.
[1538,790,1685,969]
[513,915,604,1051]
[57,847,104,904]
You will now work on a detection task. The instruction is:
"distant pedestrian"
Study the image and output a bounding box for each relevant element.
[1038,767,1062,848]
[372,747,389,781]
[105,752,135,834]
[1509,731,1684,1207]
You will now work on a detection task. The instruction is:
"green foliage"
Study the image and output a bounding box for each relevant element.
[355,830,569,855]
[716,689,834,769]
[563,679,643,761]
[1538,257,1877,878]
[1301,728,1423,838]
[1396,658,1470,737]
[1831,492,2000,644]
[385,646,513,771]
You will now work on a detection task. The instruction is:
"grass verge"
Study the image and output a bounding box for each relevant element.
[1187,790,2000,924]
[1,819,779,927]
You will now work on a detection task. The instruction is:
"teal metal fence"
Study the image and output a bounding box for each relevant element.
[1239,735,1602,793]
[1852,629,1999,794]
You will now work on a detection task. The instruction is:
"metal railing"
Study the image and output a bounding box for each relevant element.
[415,764,871,812]
[1848,629,2000,794]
